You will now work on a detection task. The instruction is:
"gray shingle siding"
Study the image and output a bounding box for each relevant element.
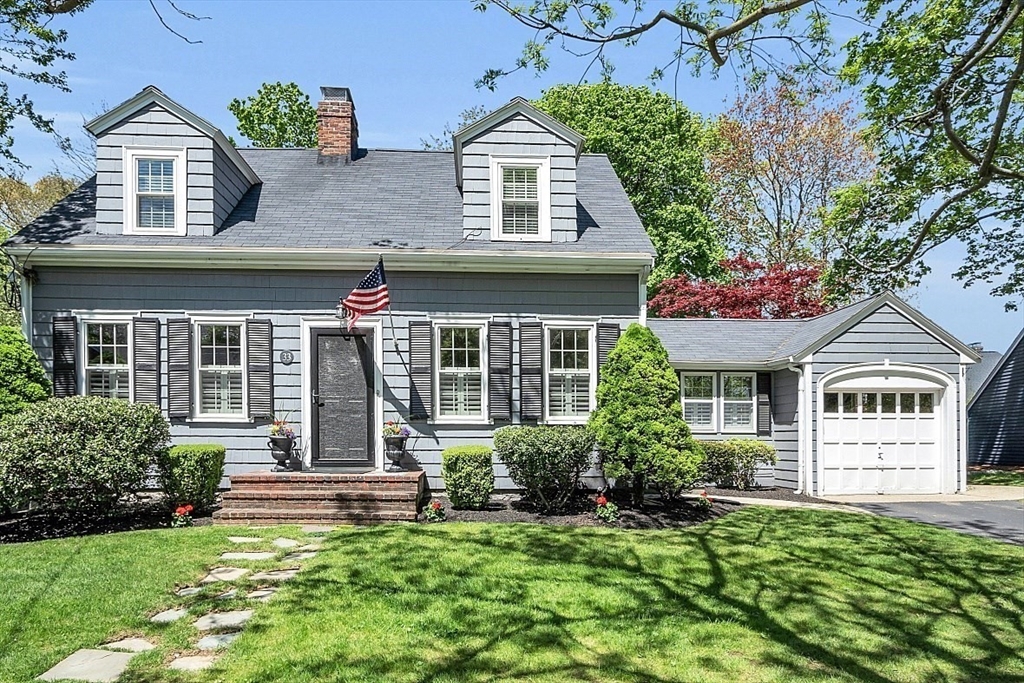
[213,144,251,230]
[968,333,1024,466]
[771,368,801,490]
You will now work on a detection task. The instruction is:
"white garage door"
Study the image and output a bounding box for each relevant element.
[821,390,941,494]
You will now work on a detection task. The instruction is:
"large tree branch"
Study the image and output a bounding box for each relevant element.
[980,23,1024,175]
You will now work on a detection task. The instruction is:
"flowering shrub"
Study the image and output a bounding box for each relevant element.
[694,490,714,511]
[171,504,194,527]
[382,419,411,437]
[423,500,446,523]
[594,494,619,523]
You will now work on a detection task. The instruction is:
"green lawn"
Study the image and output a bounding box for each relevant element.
[3,509,1023,683]
[969,470,1024,487]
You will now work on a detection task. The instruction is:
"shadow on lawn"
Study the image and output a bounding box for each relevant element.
[234,510,1023,683]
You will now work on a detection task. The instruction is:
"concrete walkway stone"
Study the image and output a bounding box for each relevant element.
[227,536,262,543]
[150,608,188,624]
[271,537,300,549]
[201,567,249,584]
[216,588,238,600]
[250,568,299,582]
[197,632,242,650]
[37,649,136,682]
[175,586,203,597]
[168,654,219,671]
[301,525,335,534]
[247,587,279,601]
[101,637,155,653]
[194,610,253,631]
[282,551,318,562]
[220,551,276,561]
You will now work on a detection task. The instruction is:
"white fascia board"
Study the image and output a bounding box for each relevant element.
[669,361,790,371]
[7,244,653,275]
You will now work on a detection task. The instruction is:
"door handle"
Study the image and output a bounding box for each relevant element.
[312,390,323,407]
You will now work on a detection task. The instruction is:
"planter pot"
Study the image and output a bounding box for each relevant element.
[383,435,408,472]
[268,435,295,472]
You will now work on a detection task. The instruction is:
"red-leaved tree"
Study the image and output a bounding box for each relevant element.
[648,255,829,319]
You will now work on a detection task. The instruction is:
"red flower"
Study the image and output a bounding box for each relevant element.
[175,506,187,516]
[431,501,442,510]
[596,496,607,507]
[184,504,194,513]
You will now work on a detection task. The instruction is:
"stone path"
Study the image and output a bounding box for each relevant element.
[38,534,316,680]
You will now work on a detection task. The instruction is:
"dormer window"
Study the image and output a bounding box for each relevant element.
[123,147,187,236]
[490,156,551,241]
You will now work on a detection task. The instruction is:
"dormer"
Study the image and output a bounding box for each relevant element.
[85,86,260,237]
[453,98,584,243]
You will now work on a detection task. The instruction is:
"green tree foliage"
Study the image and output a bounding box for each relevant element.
[0,326,50,420]
[588,323,702,506]
[534,83,722,282]
[228,82,318,148]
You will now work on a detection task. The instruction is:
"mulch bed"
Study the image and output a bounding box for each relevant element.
[703,486,823,504]
[427,493,740,530]
[0,498,213,544]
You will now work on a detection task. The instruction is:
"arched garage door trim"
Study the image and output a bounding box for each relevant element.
[815,362,958,495]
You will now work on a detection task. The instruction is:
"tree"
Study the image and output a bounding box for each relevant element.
[479,0,1024,306]
[421,105,488,151]
[534,83,722,281]
[648,255,828,319]
[709,79,875,299]
[228,82,318,148]
[589,323,703,506]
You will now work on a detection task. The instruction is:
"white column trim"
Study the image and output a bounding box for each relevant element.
[19,272,32,341]
[959,363,968,493]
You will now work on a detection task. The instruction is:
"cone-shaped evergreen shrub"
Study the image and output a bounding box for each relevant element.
[588,323,703,505]
[0,326,50,421]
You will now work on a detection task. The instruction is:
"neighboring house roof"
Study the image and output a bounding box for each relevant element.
[968,328,1024,408]
[966,350,1003,403]
[649,292,981,367]
[7,149,654,258]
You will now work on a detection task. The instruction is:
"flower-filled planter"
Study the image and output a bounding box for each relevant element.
[268,417,296,472]
[382,420,412,472]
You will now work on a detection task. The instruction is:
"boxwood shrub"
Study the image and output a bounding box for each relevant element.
[699,439,778,490]
[0,396,170,514]
[157,443,226,512]
[0,325,50,421]
[493,425,595,513]
[440,445,493,510]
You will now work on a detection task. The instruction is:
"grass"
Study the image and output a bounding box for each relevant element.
[969,470,1024,487]
[3,509,1023,683]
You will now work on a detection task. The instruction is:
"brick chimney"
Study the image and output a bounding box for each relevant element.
[317,86,358,160]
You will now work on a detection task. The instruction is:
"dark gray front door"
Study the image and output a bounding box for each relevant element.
[311,330,374,470]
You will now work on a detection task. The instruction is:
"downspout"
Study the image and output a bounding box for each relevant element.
[787,357,804,494]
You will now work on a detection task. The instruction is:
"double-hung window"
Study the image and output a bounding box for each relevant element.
[546,327,593,421]
[197,323,245,416]
[721,373,756,432]
[681,374,715,432]
[84,321,131,400]
[124,147,186,235]
[490,156,551,241]
[436,325,486,420]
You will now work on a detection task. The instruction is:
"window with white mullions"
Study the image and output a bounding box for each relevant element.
[722,374,756,431]
[437,326,484,418]
[547,328,591,419]
[85,322,130,400]
[198,324,244,415]
[681,373,715,431]
[136,158,175,229]
[501,166,539,235]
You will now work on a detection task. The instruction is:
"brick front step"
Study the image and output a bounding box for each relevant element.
[214,469,426,526]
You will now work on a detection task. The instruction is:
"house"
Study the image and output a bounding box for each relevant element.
[4,86,654,522]
[649,294,981,496]
[967,330,1024,467]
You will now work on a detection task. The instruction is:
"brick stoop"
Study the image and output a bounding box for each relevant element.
[213,470,427,525]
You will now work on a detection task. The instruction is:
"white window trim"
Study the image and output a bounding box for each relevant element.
[680,372,717,434]
[432,320,490,424]
[489,155,552,242]
[191,318,249,422]
[77,314,135,400]
[122,146,187,236]
[542,322,596,425]
[721,372,758,434]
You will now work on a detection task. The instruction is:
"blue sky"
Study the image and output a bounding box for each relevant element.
[12,0,1022,353]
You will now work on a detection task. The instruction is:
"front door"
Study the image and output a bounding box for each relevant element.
[311,329,375,470]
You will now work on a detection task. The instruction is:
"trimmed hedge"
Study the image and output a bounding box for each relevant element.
[0,396,169,514]
[157,443,226,512]
[700,439,778,490]
[0,325,50,421]
[493,425,595,513]
[441,445,494,510]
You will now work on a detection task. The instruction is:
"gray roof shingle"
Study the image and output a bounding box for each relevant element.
[7,149,654,256]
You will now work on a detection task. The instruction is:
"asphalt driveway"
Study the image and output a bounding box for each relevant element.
[850,499,1024,545]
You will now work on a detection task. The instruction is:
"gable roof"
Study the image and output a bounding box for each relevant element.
[968,328,1024,408]
[966,349,1004,403]
[649,292,981,367]
[452,97,585,187]
[85,86,261,186]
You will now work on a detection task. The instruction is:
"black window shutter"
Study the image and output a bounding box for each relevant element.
[408,320,432,420]
[51,316,77,398]
[488,321,512,421]
[246,319,273,420]
[519,321,543,421]
[756,372,772,436]
[167,318,192,418]
[597,322,621,379]
[132,318,160,406]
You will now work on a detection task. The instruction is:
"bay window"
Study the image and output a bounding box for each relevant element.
[436,325,485,419]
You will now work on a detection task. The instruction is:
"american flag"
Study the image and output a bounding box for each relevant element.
[341,259,390,330]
